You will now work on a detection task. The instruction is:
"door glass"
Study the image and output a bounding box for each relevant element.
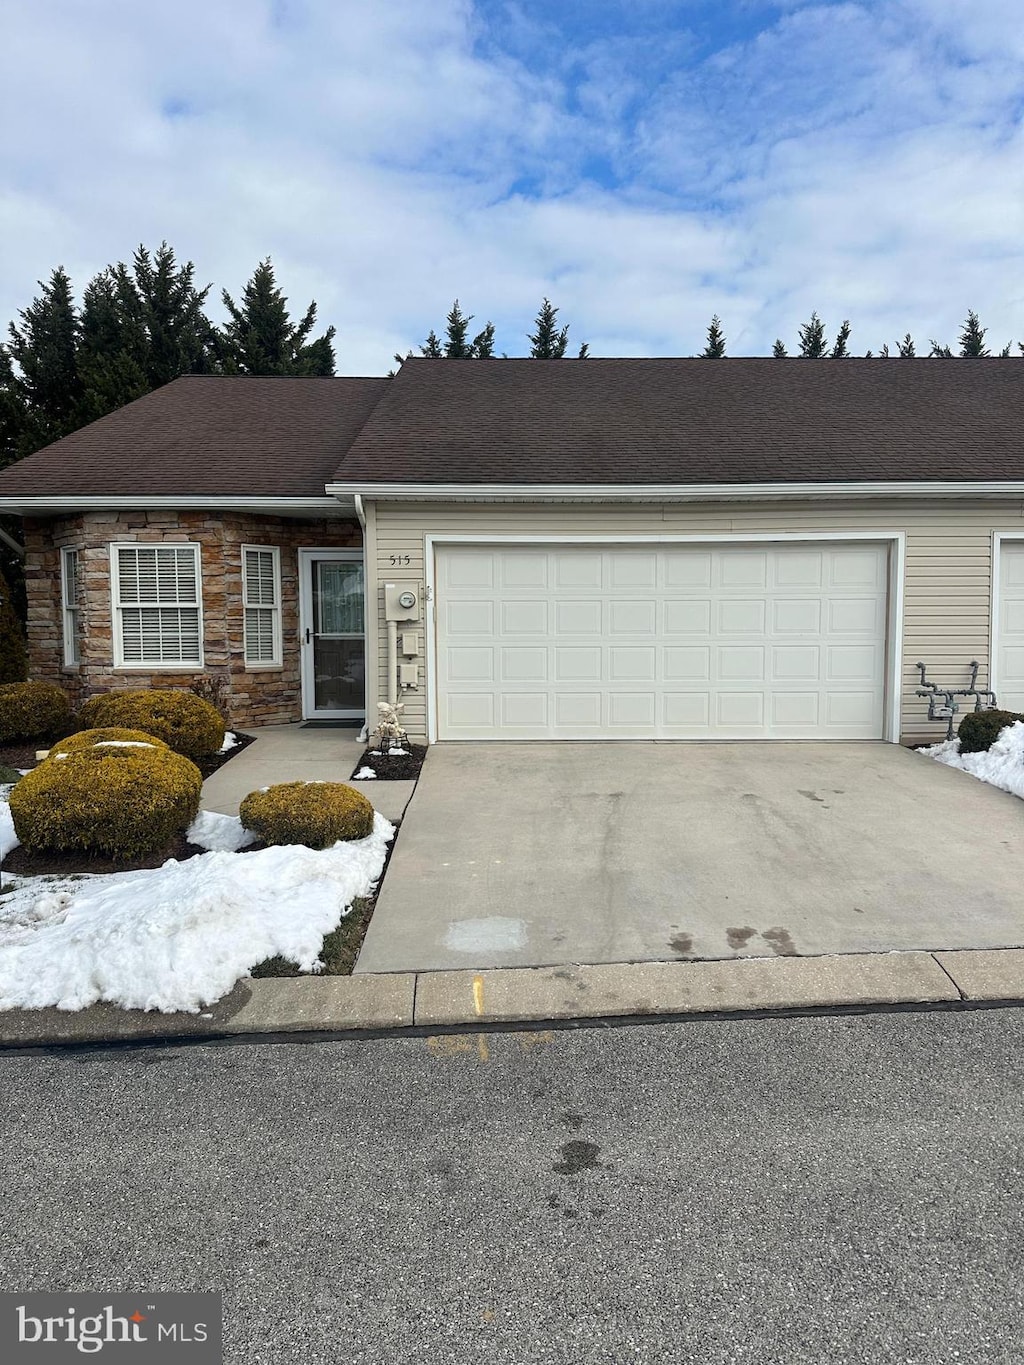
[312,560,364,711]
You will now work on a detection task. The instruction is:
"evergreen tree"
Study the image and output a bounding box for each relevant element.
[999,342,1013,357]
[0,347,26,471]
[772,339,788,358]
[797,312,828,358]
[878,344,890,357]
[928,340,953,357]
[529,298,570,358]
[577,342,590,359]
[470,322,495,358]
[76,267,150,421]
[898,334,916,358]
[958,310,989,357]
[219,258,335,375]
[830,320,852,358]
[5,267,84,455]
[700,315,726,358]
[0,565,26,683]
[130,243,216,384]
[442,299,474,358]
[419,330,444,359]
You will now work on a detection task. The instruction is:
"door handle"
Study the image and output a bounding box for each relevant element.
[305,628,311,644]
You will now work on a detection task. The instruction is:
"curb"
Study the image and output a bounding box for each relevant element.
[2,948,1024,1050]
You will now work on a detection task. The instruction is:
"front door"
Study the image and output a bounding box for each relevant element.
[299,550,366,720]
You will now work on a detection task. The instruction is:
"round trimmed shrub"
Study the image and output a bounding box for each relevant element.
[240,781,374,849]
[46,727,171,759]
[77,688,225,763]
[0,681,72,743]
[957,708,1024,754]
[10,745,202,860]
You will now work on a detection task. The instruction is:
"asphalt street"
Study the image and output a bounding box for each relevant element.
[2,1008,1023,1364]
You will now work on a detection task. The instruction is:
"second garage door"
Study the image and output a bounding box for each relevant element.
[435,542,889,740]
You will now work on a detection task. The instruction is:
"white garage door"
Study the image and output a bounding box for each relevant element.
[997,542,1024,713]
[435,543,889,740]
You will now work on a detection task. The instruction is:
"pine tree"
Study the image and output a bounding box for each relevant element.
[129,243,216,384]
[831,320,852,358]
[419,330,444,359]
[0,347,26,471]
[898,334,916,358]
[999,342,1013,357]
[529,298,570,358]
[700,315,726,358]
[797,312,828,358]
[772,339,788,358]
[5,267,84,454]
[76,268,150,421]
[577,342,590,359]
[878,344,890,357]
[470,322,495,358]
[958,310,989,357]
[442,300,474,358]
[219,258,335,375]
[929,340,953,358]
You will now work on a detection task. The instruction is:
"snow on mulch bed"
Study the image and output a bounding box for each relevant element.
[0,799,393,1014]
[920,720,1024,799]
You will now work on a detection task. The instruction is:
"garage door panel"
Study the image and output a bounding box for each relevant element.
[998,544,1024,711]
[436,544,888,739]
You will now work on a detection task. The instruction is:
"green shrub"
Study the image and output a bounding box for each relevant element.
[0,763,22,785]
[0,567,27,685]
[0,681,72,743]
[77,689,225,763]
[240,781,374,849]
[957,708,1024,754]
[10,744,202,860]
[47,727,171,759]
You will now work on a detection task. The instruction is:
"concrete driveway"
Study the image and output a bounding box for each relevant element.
[354,742,1024,974]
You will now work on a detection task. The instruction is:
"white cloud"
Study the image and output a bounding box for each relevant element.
[0,0,1022,368]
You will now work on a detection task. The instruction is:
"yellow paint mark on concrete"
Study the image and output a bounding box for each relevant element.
[472,974,485,1017]
[517,1030,554,1051]
[476,1033,490,1062]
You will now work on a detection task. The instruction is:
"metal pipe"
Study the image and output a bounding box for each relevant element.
[387,619,398,706]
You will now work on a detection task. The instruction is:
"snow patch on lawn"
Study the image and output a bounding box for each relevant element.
[186,809,257,853]
[0,812,394,1014]
[921,721,1024,799]
[218,732,238,754]
[0,796,18,860]
[369,748,408,757]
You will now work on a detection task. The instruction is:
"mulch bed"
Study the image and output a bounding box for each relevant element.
[351,742,428,781]
[0,729,256,780]
[2,834,214,878]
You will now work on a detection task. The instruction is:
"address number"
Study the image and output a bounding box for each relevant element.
[389,555,411,566]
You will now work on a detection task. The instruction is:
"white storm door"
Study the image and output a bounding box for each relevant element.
[298,550,366,719]
[434,542,888,740]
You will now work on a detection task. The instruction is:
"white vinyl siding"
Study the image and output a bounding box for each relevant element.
[243,545,282,667]
[111,543,203,667]
[60,547,81,667]
[435,542,888,740]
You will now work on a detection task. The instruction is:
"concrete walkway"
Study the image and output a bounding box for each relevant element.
[355,741,1024,973]
[201,724,416,824]
[2,948,1023,1047]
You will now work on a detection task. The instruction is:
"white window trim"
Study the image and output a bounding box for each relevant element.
[109,542,205,670]
[242,544,283,669]
[60,547,81,669]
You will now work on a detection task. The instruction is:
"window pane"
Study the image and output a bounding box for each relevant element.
[245,606,276,663]
[244,549,277,607]
[121,606,201,663]
[118,546,198,605]
[315,561,363,634]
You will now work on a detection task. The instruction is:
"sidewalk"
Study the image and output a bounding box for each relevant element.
[1,949,1023,1049]
[202,723,416,824]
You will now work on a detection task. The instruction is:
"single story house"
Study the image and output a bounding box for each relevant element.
[2,357,1023,746]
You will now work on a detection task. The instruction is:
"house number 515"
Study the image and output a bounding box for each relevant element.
[389,555,411,566]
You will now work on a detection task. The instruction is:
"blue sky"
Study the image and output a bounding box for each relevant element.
[1,0,1022,369]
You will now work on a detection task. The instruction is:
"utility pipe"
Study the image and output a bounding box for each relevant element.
[387,619,399,706]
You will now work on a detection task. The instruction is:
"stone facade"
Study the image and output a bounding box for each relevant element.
[23,511,362,727]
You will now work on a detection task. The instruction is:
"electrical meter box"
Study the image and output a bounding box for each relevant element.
[384,583,421,622]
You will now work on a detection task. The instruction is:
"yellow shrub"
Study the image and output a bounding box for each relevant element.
[46,727,171,758]
[77,688,225,763]
[240,781,374,849]
[0,681,72,742]
[10,745,202,860]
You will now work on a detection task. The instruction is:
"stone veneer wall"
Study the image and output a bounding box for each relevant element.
[23,511,361,727]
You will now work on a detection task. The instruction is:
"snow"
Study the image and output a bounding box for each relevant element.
[0,796,19,860]
[369,748,409,757]
[0,810,394,1014]
[921,720,1024,800]
[353,766,377,780]
[186,809,257,852]
[94,740,157,749]
[218,732,238,753]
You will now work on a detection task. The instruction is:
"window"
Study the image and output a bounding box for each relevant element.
[111,543,203,667]
[60,547,81,667]
[242,545,282,667]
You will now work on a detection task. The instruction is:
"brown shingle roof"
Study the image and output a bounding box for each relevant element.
[0,375,389,499]
[332,357,1024,485]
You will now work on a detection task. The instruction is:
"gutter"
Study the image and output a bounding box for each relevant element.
[0,496,352,515]
[324,480,1024,502]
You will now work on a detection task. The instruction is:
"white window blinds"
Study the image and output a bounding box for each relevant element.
[113,544,202,666]
[243,546,282,666]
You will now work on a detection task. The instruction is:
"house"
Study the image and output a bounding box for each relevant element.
[2,357,1023,745]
